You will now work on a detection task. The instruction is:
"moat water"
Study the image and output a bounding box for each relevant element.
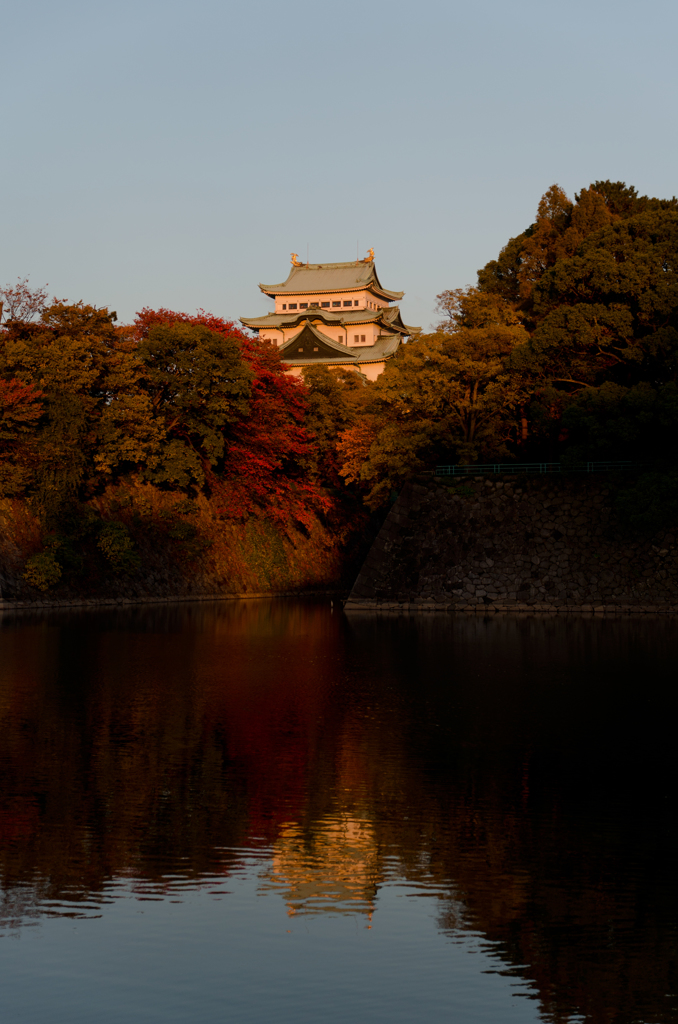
[0,601,676,1024]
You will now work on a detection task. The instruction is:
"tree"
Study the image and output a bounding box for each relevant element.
[515,184,574,300]
[475,182,678,462]
[435,285,523,330]
[133,309,331,527]
[218,332,331,527]
[338,298,530,507]
[477,232,529,305]
[135,320,252,488]
[562,380,678,464]
[0,302,125,518]
[475,181,674,314]
[529,208,678,389]
[0,377,43,496]
[301,365,364,484]
[0,277,50,324]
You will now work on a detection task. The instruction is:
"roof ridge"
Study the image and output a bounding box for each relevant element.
[258,260,404,301]
[290,260,373,269]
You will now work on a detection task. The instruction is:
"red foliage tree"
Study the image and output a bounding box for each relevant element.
[133,308,331,528]
[0,378,43,428]
[0,377,43,495]
[0,277,50,324]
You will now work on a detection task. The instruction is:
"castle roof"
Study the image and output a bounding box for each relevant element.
[259,261,404,302]
[279,321,356,362]
[279,322,402,366]
[241,304,419,336]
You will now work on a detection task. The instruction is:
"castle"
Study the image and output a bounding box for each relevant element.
[240,251,418,380]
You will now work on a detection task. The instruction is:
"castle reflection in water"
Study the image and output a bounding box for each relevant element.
[0,599,677,1023]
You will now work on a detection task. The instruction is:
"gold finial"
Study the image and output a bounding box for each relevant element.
[291,253,303,266]
[362,247,375,263]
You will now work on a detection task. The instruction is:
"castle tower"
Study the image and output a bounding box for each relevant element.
[240,251,419,381]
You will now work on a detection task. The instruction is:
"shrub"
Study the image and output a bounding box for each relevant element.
[97,521,140,574]
[23,550,62,591]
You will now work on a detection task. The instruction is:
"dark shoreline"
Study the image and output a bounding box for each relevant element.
[0,589,347,613]
[2,592,676,616]
[345,599,678,615]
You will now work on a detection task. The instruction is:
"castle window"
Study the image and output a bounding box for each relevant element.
[343,300,352,306]
[313,347,319,352]
[354,300,358,306]
[298,347,303,352]
[282,304,287,310]
[332,301,340,307]
[361,334,366,342]
[300,302,308,308]
[354,335,359,344]
[289,303,298,310]
[321,302,330,308]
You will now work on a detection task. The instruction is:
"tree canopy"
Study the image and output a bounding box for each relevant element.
[2,176,677,593]
[319,180,678,507]
[0,292,342,590]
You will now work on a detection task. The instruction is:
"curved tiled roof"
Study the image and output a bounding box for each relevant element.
[242,307,372,330]
[241,304,419,336]
[280,328,402,367]
[259,261,404,302]
[279,321,357,362]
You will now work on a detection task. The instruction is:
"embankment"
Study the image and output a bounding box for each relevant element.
[346,475,678,612]
[0,484,367,606]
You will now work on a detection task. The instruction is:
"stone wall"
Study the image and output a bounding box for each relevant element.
[346,475,678,612]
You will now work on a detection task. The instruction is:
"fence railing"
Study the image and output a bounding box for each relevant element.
[432,461,643,477]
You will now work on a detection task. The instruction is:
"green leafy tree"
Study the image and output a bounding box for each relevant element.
[97,520,140,575]
[0,303,125,518]
[339,299,530,507]
[135,321,252,489]
[477,180,677,315]
[300,365,364,483]
[23,546,62,591]
[562,381,678,463]
[475,182,678,461]
[529,208,678,389]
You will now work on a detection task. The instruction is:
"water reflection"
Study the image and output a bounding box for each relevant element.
[0,601,677,1023]
[261,816,380,917]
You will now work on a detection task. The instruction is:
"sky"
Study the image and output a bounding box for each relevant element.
[2,0,677,331]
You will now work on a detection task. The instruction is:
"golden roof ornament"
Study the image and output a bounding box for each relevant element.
[363,247,375,263]
[290,253,304,267]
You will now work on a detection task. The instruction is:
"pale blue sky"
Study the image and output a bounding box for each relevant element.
[2,0,677,330]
